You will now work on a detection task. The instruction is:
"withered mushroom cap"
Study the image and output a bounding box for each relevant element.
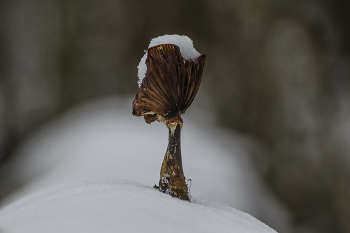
[132,44,206,125]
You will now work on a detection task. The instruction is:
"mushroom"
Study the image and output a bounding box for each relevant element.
[132,38,206,200]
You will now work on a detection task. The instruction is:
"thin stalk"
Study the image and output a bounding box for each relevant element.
[159,120,189,200]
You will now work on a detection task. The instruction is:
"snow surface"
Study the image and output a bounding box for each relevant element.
[0,97,291,232]
[0,181,276,233]
[138,34,201,86]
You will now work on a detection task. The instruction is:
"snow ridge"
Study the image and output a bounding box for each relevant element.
[0,180,277,233]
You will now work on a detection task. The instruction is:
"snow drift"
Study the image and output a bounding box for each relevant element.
[0,180,276,233]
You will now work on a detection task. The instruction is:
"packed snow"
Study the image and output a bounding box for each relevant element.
[0,97,291,232]
[0,181,276,233]
[138,34,201,86]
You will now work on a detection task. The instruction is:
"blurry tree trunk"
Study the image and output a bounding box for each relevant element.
[0,0,63,199]
[5,0,62,137]
[0,0,13,162]
[203,1,350,232]
[58,0,146,108]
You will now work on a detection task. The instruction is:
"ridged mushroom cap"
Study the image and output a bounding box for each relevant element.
[132,44,206,125]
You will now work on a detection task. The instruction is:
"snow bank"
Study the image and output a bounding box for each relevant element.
[0,97,291,232]
[138,34,201,86]
[0,180,276,233]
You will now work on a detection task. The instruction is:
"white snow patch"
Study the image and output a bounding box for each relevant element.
[149,34,201,60]
[137,53,148,86]
[137,34,201,87]
[0,180,277,233]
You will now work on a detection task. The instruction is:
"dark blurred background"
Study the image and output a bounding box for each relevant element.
[0,0,350,232]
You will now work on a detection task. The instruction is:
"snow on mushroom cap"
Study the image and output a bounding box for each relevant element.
[149,34,201,61]
[137,34,201,87]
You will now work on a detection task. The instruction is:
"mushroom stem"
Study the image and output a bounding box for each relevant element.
[159,119,189,200]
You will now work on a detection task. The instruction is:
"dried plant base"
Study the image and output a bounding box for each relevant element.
[159,122,189,201]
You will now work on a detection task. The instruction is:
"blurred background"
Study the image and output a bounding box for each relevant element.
[0,0,350,232]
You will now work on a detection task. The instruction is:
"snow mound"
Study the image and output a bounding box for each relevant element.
[0,97,291,232]
[138,34,201,86]
[0,180,277,233]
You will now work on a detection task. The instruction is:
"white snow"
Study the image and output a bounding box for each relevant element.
[137,34,201,86]
[0,97,291,232]
[149,35,201,60]
[137,53,147,86]
[0,181,276,233]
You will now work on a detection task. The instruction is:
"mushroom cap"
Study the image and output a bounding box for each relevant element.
[132,44,206,124]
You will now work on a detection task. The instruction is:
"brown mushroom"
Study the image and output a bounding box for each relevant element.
[132,43,206,200]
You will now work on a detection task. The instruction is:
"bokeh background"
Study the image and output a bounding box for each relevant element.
[0,0,350,233]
